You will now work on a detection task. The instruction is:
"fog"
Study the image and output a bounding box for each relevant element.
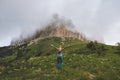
[0,0,120,47]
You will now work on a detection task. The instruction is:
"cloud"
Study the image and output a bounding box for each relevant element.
[0,0,52,46]
[0,0,120,46]
[60,0,120,44]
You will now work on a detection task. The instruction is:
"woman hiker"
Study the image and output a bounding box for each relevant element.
[51,44,70,68]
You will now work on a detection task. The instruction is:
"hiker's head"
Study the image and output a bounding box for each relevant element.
[57,45,62,51]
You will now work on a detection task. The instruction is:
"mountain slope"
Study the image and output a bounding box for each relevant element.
[0,37,120,80]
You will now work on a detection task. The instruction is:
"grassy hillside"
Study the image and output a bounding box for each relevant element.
[0,37,120,80]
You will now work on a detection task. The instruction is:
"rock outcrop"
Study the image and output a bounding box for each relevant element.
[38,24,85,40]
[11,16,86,46]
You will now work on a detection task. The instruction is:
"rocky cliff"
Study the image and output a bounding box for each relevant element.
[11,16,86,46]
[38,24,85,40]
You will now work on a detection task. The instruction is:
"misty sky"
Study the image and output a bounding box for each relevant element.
[0,0,120,47]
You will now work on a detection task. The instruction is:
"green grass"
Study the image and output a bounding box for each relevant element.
[0,53,120,80]
[0,37,120,80]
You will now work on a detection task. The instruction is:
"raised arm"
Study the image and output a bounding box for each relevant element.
[61,45,71,52]
[51,44,57,50]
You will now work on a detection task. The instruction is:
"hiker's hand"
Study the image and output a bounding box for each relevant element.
[51,44,53,47]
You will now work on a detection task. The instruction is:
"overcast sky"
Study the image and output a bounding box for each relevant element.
[0,0,120,47]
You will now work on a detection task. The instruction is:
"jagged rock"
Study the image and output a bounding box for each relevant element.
[11,16,86,46]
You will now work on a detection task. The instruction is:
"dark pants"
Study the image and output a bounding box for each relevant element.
[57,56,63,63]
[57,56,63,68]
